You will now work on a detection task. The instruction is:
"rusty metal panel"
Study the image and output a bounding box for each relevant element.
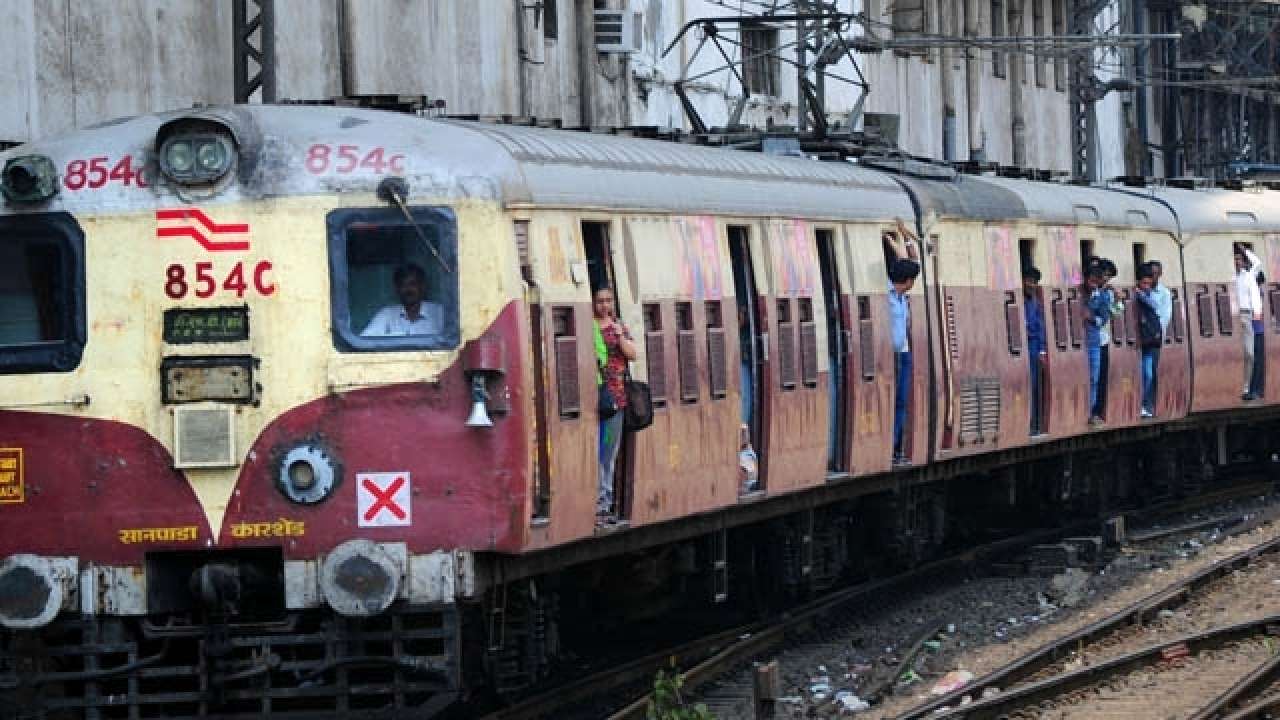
[162,358,254,404]
[553,336,579,416]
[707,326,728,398]
[678,330,698,402]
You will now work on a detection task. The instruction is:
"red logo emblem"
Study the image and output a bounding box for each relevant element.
[156,208,250,252]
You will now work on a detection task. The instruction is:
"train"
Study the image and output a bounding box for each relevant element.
[1,104,1279,718]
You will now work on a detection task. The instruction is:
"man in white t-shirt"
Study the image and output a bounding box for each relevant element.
[361,263,443,337]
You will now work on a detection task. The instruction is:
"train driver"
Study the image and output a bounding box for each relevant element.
[361,263,443,337]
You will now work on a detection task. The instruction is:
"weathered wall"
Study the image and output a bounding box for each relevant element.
[1,0,1082,175]
[0,0,232,142]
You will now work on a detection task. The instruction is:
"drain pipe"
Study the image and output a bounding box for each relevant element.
[965,0,986,162]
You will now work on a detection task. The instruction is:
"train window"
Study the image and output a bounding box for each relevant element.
[777,298,797,390]
[1170,288,1186,342]
[327,206,459,352]
[644,304,667,406]
[676,302,698,403]
[706,301,729,398]
[798,297,818,387]
[0,213,86,374]
[1215,285,1234,335]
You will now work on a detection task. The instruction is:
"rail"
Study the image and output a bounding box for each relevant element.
[896,533,1280,719]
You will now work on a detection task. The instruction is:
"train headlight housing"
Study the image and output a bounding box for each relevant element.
[159,135,233,184]
[1,155,59,204]
[277,444,339,505]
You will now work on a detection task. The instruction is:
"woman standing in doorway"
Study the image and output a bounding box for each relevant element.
[594,284,636,524]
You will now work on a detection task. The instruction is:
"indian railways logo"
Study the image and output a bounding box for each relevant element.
[155,208,250,251]
[0,449,23,504]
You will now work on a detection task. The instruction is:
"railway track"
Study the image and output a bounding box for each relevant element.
[478,524,1086,720]
[898,531,1280,719]
[477,482,1278,720]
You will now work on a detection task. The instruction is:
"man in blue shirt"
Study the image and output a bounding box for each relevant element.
[1134,263,1163,418]
[1023,266,1047,435]
[1084,264,1113,427]
[886,221,921,466]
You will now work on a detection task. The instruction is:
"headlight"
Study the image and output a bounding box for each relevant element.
[277,444,338,504]
[159,134,233,184]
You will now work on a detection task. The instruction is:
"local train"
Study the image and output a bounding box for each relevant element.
[1,105,1278,718]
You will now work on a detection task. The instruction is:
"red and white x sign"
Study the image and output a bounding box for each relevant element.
[357,472,411,528]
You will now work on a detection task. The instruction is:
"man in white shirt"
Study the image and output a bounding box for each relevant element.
[1235,244,1264,400]
[361,263,443,337]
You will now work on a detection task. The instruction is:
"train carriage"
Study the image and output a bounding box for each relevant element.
[3,104,1280,718]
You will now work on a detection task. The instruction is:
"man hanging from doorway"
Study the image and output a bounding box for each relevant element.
[1235,243,1265,401]
[886,220,921,466]
[1023,266,1047,435]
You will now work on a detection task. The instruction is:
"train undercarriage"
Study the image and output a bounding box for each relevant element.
[3,419,1279,718]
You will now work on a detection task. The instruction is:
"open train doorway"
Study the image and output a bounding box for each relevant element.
[1020,238,1049,435]
[582,220,632,523]
[729,226,763,491]
[816,229,848,472]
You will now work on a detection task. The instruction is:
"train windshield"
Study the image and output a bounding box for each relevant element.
[327,206,460,352]
[0,213,86,374]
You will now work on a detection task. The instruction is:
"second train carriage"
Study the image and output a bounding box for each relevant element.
[0,104,1278,717]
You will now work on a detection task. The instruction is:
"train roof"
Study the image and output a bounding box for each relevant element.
[1124,186,1280,238]
[0,105,913,222]
[886,172,1027,222]
[977,176,1179,234]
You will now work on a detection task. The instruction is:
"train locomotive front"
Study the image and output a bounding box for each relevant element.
[0,106,535,717]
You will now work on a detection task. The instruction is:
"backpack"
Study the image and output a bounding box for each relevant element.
[1138,300,1162,349]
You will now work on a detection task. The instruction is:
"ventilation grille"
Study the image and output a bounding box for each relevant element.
[678,330,698,402]
[707,326,728,398]
[777,321,797,389]
[1215,287,1234,335]
[1003,293,1022,355]
[957,377,1001,447]
[646,330,667,404]
[1171,288,1186,342]
[857,295,874,381]
[173,405,236,468]
[1051,291,1067,350]
[799,321,818,386]
[1196,288,1214,337]
[554,336,579,416]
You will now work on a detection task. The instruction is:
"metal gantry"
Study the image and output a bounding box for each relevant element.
[233,0,276,104]
[1150,0,1280,179]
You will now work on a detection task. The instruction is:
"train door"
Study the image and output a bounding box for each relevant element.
[581,220,633,520]
[729,226,764,488]
[1020,238,1049,435]
[816,228,848,472]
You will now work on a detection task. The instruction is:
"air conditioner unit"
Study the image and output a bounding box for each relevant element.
[595,10,642,54]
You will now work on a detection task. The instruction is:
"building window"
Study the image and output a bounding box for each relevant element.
[1053,0,1067,91]
[0,213,86,374]
[741,26,780,96]
[327,206,460,352]
[543,0,557,41]
[991,0,1007,78]
[1033,0,1046,87]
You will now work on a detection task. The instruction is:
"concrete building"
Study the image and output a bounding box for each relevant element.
[2,0,1086,174]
